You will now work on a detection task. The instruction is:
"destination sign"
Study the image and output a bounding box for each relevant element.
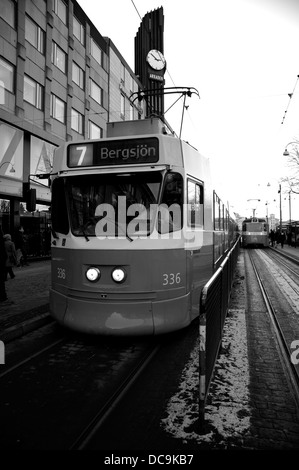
[67,137,159,167]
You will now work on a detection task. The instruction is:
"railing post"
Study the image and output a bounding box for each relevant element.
[198,308,206,430]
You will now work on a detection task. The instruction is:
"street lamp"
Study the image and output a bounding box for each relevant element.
[283,141,298,157]
[267,181,283,230]
[278,184,282,230]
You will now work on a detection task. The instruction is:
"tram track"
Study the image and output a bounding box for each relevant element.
[70,342,160,450]
[247,249,299,408]
[267,247,299,276]
[0,324,162,450]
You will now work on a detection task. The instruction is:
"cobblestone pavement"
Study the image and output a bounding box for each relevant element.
[0,259,51,341]
[242,247,299,449]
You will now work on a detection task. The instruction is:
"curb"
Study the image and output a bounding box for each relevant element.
[0,312,53,344]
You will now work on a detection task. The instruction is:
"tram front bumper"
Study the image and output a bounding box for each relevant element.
[49,289,190,335]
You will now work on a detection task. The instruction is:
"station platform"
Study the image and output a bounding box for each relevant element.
[271,243,299,260]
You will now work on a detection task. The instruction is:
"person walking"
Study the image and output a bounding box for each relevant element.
[269,229,275,247]
[279,230,286,249]
[4,234,17,280]
[274,229,279,248]
[0,226,8,302]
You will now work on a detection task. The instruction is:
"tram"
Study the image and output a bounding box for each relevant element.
[49,118,237,335]
[242,217,269,247]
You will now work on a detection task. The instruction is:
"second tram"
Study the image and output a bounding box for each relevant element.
[242,217,269,247]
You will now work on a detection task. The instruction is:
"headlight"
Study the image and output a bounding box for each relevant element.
[111,267,126,283]
[85,267,101,282]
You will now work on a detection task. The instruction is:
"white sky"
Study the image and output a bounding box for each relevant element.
[77,0,299,221]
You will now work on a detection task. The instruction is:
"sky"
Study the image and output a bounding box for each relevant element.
[77,0,299,221]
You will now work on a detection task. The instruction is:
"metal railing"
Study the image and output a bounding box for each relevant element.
[199,236,241,428]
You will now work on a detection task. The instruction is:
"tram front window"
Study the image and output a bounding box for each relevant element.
[67,172,159,238]
[65,171,183,238]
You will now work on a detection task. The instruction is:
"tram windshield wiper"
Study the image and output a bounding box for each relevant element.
[51,227,59,239]
[79,218,96,241]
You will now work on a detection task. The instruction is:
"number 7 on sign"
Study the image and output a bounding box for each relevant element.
[76,146,87,165]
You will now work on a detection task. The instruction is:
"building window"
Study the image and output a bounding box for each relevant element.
[72,62,84,89]
[50,94,65,123]
[73,16,85,46]
[120,94,125,119]
[71,108,84,134]
[2,0,15,28]
[52,42,66,73]
[88,121,102,139]
[90,79,102,105]
[24,75,44,110]
[90,38,102,66]
[53,0,67,25]
[0,57,14,93]
[130,104,134,121]
[25,15,45,54]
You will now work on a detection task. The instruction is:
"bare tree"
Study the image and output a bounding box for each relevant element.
[282,139,299,194]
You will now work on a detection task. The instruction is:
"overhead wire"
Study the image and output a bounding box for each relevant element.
[130,0,143,22]
[281,74,299,125]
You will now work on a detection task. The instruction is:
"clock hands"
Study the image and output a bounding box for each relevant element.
[146,50,166,71]
[150,52,163,62]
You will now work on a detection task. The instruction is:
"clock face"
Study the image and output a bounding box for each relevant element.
[146,49,166,71]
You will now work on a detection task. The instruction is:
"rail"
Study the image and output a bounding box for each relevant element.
[198,236,241,429]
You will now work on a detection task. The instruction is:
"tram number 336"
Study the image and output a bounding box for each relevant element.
[163,272,181,286]
[57,267,66,279]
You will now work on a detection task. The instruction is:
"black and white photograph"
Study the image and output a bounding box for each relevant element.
[0,0,299,460]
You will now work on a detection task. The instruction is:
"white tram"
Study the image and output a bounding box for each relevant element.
[49,118,237,335]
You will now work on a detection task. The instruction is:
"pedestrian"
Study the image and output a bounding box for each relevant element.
[287,230,292,246]
[274,229,279,248]
[4,234,17,280]
[15,226,29,266]
[269,229,275,247]
[279,230,286,249]
[0,226,8,302]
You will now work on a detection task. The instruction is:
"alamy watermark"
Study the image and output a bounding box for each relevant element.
[89,198,201,242]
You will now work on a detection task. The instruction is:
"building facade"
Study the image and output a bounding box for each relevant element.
[0,0,145,245]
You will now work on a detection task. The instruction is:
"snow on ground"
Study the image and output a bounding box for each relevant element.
[160,308,252,448]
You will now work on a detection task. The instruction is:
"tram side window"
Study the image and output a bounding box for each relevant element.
[214,193,221,230]
[221,204,225,230]
[159,172,183,232]
[187,180,204,227]
[51,178,69,234]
